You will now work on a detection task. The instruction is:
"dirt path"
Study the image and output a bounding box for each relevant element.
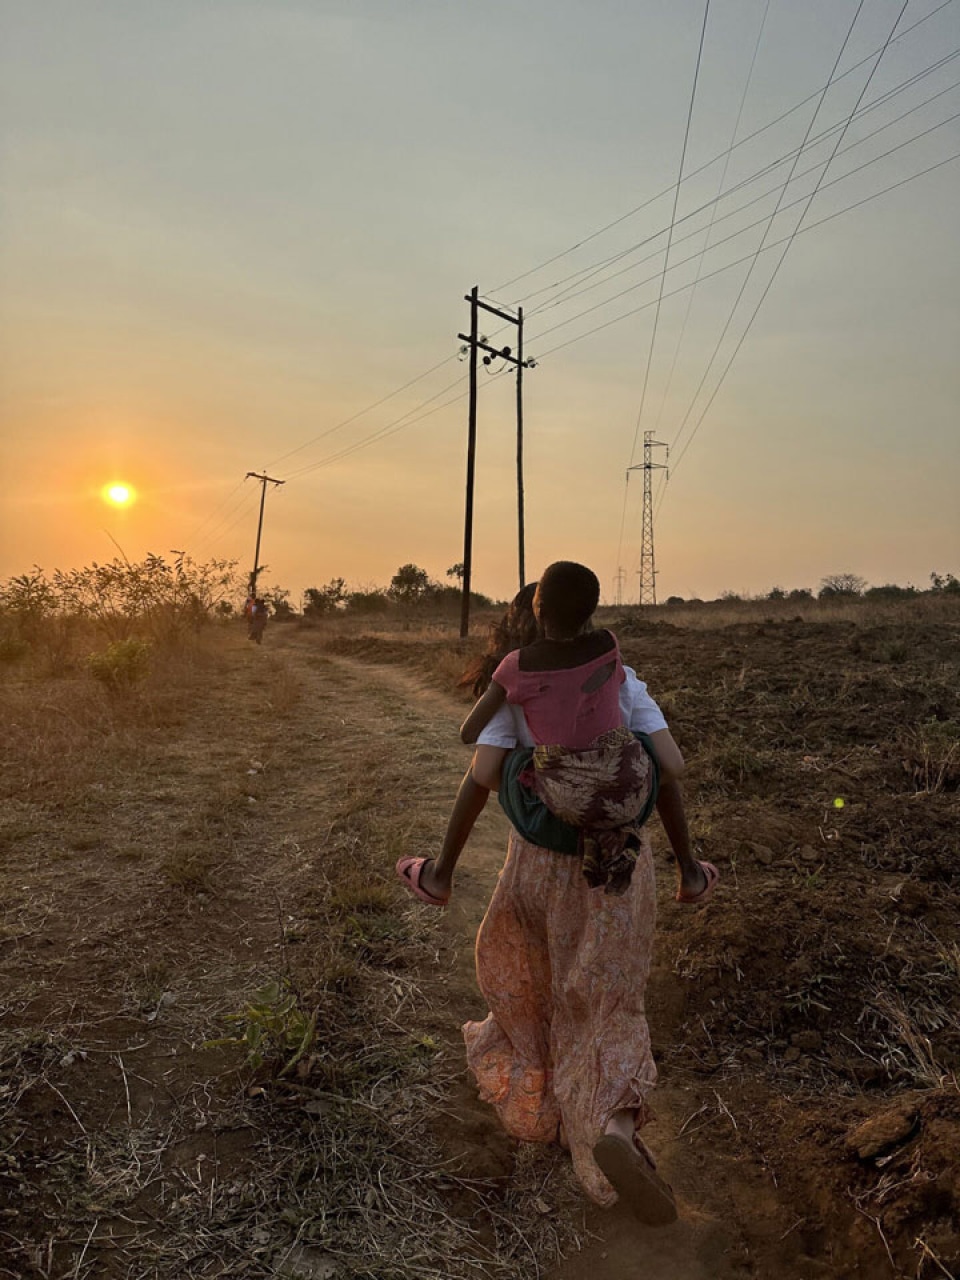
[277,636,798,1280]
[2,626,815,1279]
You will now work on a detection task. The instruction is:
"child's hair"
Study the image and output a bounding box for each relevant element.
[534,561,599,635]
[459,582,539,697]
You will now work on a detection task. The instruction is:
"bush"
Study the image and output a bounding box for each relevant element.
[865,584,918,601]
[87,638,152,690]
[818,573,866,599]
[930,572,960,595]
[389,564,431,604]
[346,589,391,615]
[304,579,347,617]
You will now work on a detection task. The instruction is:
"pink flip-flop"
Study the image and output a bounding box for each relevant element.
[593,1131,678,1226]
[676,860,720,905]
[395,856,449,908]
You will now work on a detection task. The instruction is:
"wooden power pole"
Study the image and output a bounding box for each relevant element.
[245,471,285,595]
[457,288,535,638]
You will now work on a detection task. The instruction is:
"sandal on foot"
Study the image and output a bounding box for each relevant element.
[676,860,720,905]
[593,1132,678,1226]
[395,857,449,908]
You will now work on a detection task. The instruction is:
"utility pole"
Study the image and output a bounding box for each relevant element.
[457,288,535,637]
[459,288,479,640]
[626,432,668,606]
[614,566,626,607]
[516,305,525,592]
[245,471,285,595]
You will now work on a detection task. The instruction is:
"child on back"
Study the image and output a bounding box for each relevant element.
[462,561,661,894]
[396,564,716,904]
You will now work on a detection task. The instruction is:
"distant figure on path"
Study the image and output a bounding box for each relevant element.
[247,597,268,645]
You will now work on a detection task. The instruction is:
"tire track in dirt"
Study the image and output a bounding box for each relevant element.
[300,642,783,1280]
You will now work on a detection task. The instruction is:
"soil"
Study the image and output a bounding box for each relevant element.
[1,610,958,1279]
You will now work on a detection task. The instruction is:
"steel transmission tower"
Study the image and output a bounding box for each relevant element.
[626,432,668,606]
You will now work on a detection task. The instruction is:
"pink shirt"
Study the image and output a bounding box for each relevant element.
[492,638,625,750]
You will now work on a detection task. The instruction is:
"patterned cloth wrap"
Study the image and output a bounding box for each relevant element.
[501,726,659,895]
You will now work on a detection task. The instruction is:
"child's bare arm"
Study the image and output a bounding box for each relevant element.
[646,728,684,785]
[460,681,508,744]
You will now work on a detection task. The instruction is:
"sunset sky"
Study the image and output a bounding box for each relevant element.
[2,0,958,604]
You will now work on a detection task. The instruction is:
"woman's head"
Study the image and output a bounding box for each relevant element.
[534,561,599,637]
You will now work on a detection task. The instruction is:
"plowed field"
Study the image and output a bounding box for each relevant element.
[1,605,957,1279]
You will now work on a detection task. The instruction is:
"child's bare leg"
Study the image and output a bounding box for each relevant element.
[417,745,508,900]
[470,744,506,793]
[417,768,488,900]
[656,778,708,899]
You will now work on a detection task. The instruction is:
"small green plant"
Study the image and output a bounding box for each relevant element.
[87,637,152,689]
[208,980,316,1074]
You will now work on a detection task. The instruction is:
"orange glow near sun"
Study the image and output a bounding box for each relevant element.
[102,482,136,507]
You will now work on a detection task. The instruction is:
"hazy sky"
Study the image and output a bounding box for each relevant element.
[2,0,958,603]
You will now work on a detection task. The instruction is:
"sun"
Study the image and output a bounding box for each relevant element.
[102,482,137,508]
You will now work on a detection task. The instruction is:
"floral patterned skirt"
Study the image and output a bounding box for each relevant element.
[462,828,658,1206]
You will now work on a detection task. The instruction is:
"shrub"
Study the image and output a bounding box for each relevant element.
[818,573,866,599]
[346,589,391,615]
[389,563,431,604]
[930,571,960,594]
[865,584,918,601]
[304,579,347,617]
[87,638,152,689]
[207,979,316,1074]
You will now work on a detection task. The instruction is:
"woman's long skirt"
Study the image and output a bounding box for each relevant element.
[462,829,658,1206]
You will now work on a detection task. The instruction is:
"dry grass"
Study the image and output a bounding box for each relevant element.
[0,623,590,1280]
[603,591,960,632]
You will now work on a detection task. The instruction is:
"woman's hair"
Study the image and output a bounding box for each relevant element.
[459,582,539,697]
[534,561,599,635]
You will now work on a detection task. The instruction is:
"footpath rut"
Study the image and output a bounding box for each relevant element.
[292,639,769,1280]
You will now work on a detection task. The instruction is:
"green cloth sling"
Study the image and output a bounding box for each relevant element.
[497,731,660,855]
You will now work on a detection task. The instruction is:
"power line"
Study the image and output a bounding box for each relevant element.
[627,0,711,468]
[525,101,960,358]
[491,0,955,298]
[196,486,261,557]
[182,475,248,547]
[529,62,960,327]
[519,47,960,325]
[175,1,958,548]
[192,481,260,554]
[282,373,467,479]
[651,0,772,439]
[178,2,956,540]
[662,0,916,490]
[529,141,960,366]
[264,352,457,470]
[637,0,872,480]
[614,0,711,582]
